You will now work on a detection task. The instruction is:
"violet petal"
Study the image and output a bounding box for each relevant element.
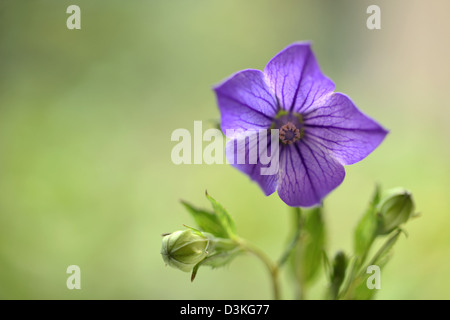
[264,42,335,114]
[225,131,278,196]
[214,69,278,135]
[303,93,388,165]
[277,140,345,207]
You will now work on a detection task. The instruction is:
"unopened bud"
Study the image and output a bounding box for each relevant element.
[161,229,209,272]
[376,188,415,235]
[329,251,348,299]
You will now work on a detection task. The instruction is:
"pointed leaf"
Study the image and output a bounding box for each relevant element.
[205,191,237,238]
[292,206,326,286]
[181,201,230,239]
[191,248,243,282]
[354,185,382,264]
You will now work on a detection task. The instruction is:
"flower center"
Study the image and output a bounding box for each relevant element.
[279,122,301,145]
[273,111,304,145]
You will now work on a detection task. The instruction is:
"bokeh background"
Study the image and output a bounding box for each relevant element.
[1,0,449,299]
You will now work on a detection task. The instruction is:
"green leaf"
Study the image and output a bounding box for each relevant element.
[200,248,243,269]
[354,185,382,265]
[181,201,230,239]
[205,191,237,238]
[181,192,236,239]
[292,206,326,287]
[191,248,243,282]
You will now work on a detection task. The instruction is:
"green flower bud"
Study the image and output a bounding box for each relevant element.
[329,251,348,300]
[161,229,209,272]
[376,188,415,235]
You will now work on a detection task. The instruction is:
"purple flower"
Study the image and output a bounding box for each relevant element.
[213,42,388,207]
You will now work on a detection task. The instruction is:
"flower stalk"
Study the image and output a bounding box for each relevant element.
[235,238,281,300]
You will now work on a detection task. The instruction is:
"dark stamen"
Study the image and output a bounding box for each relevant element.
[279,122,301,145]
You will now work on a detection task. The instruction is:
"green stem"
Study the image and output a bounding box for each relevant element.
[236,207,304,300]
[287,207,307,300]
[367,229,402,267]
[339,257,357,300]
[278,207,302,267]
[237,238,280,300]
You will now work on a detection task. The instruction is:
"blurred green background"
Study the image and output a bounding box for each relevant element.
[1,0,449,299]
